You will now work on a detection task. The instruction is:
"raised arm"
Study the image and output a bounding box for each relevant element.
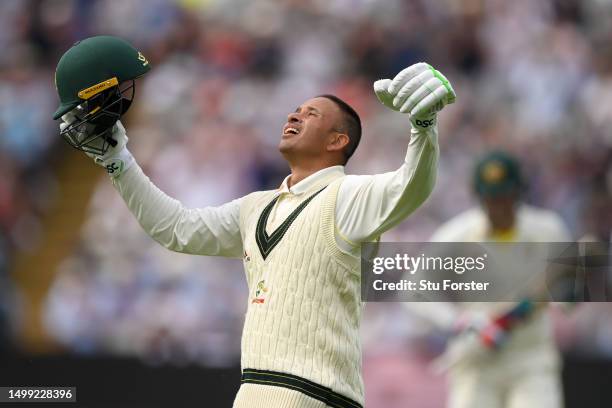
[336,62,456,246]
[336,126,438,244]
[60,119,244,258]
[113,162,243,258]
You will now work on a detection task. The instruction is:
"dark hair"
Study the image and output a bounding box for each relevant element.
[317,94,362,165]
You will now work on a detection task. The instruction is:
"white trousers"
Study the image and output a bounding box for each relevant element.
[448,367,563,408]
[233,383,327,408]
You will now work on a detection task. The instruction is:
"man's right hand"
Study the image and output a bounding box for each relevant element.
[60,115,134,178]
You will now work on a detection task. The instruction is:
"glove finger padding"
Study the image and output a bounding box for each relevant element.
[60,109,112,156]
[393,69,435,109]
[111,120,128,150]
[388,62,430,95]
[410,86,450,117]
[94,121,133,177]
[433,69,456,105]
[373,79,395,110]
[61,112,77,126]
[399,77,443,114]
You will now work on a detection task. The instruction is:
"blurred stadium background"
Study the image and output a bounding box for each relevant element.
[1,0,611,406]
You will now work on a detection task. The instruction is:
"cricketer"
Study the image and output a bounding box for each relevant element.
[53,36,455,408]
[412,152,571,408]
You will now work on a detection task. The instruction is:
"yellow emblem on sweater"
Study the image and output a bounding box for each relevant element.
[252,280,268,304]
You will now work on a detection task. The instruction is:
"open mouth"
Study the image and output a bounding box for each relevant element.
[283,125,301,136]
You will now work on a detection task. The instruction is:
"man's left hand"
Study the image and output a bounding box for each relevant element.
[374,62,456,130]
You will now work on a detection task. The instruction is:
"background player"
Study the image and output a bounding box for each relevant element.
[413,151,571,408]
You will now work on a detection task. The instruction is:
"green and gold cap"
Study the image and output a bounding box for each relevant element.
[473,151,523,197]
[53,35,150,120]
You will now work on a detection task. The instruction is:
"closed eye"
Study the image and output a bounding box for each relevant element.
[295,105,321,116]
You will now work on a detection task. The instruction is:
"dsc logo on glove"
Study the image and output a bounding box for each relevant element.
[415,118,435,128]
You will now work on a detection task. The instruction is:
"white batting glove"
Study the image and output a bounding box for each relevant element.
[374,62,456,130]
[452,310,490,336]
[60,115,134,178]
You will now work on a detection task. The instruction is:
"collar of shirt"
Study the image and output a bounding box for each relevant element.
[277,165,345,196]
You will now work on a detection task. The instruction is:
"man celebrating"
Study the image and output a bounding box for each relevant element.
[54,36,456,408]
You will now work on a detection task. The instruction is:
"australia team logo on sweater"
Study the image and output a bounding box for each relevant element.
[252,280,268,304]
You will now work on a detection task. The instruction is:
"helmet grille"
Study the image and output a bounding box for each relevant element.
[60,80,135,155]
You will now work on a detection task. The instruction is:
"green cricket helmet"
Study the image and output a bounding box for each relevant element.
[473,151,524,197]
[53,35,150,155]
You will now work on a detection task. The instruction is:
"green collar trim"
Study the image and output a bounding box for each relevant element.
[255,186,327,260]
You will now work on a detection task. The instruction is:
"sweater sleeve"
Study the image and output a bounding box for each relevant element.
[111,162,244,258]
[335,125,439,245]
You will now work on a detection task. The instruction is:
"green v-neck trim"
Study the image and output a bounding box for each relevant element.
[255,186,327,260]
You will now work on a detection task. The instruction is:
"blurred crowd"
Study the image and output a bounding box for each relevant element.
[0,0,611,374]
